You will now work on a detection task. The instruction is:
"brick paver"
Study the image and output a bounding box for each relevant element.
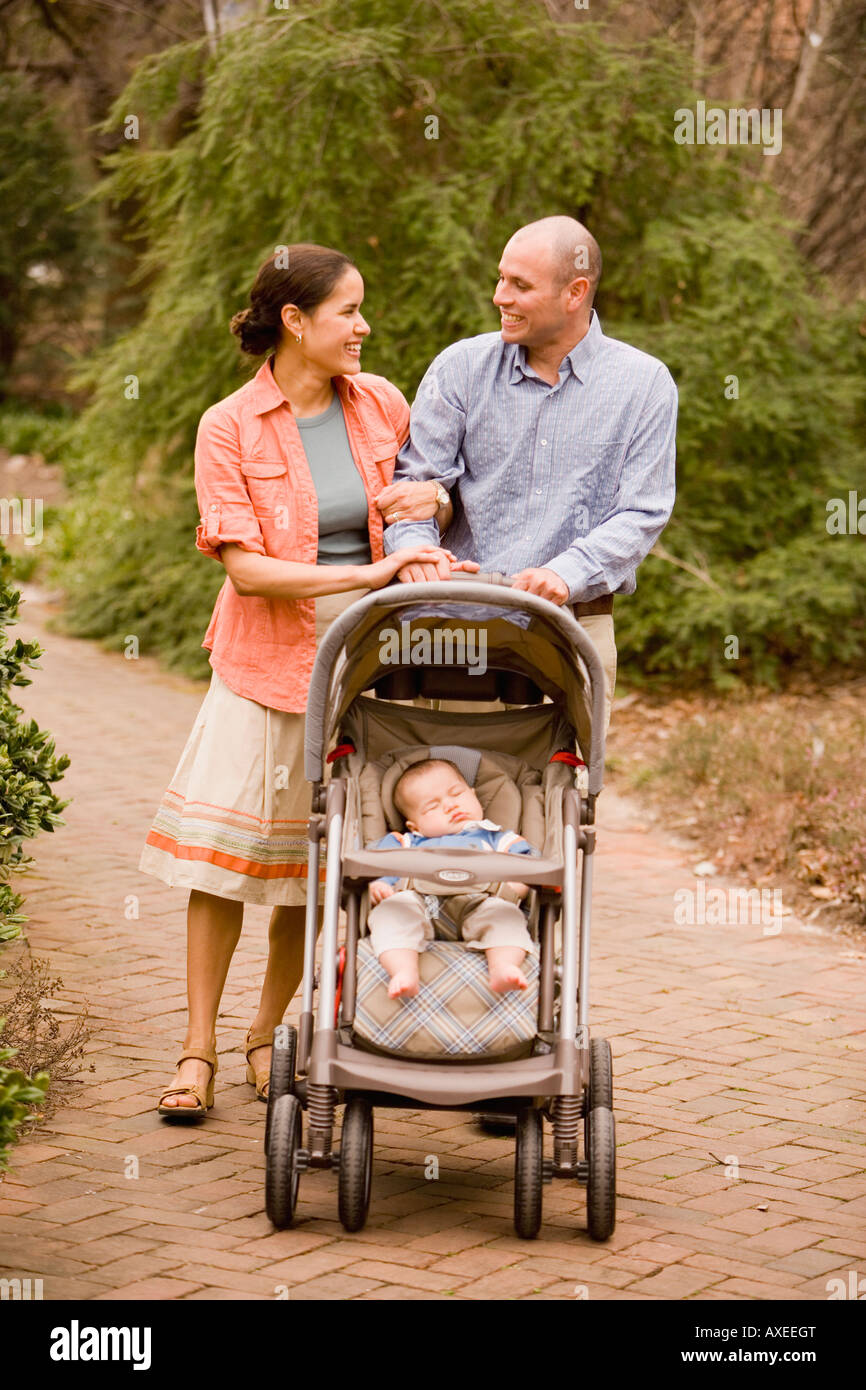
[0,587,864,1300]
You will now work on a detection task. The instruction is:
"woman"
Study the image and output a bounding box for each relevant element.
[140,244,459,1118]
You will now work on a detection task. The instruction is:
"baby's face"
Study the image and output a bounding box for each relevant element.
[402,765,484,838]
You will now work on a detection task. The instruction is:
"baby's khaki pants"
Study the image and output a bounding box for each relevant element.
[368,888,533,959]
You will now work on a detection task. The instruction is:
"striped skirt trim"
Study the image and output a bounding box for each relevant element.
[144,790,317,880]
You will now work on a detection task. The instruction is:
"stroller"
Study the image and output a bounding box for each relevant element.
[263,575,616,1241]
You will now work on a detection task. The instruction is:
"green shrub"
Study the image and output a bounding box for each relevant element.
[0,565,70,934]
[0,402,75,461]
[0,1043,48,1173]
[0,542,69,1166]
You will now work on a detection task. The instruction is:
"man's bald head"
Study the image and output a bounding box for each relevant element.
[507,216,602,303]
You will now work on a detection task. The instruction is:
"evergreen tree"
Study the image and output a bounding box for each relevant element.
[0,74,89,394]
[51,0,866,686]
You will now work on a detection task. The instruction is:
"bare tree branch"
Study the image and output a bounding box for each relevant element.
[651,543,726,596]
[62,0,191,42]
[745,0,776,99]
[788,0,837,119]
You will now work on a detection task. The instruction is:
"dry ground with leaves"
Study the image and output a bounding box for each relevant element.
[606,679,866,938]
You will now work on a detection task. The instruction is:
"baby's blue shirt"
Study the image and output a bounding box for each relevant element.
[372,819,535,886]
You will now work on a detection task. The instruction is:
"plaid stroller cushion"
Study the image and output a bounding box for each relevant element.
[352,936,540,1060]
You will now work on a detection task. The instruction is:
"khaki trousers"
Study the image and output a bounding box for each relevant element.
[571,612,616,742]
[368,889,534,958]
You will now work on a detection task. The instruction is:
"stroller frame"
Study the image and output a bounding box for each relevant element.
[264,577,616,1240]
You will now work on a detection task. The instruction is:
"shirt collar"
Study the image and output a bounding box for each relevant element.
[250,356,360,416]
[508,307,603,386]
[409,818,500,838]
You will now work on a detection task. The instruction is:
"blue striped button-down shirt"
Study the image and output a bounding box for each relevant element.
[383,310,677,600]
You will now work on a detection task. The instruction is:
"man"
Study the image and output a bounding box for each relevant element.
[378,215,677,735]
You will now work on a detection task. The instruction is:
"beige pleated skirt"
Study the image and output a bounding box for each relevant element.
[138,587,369,906]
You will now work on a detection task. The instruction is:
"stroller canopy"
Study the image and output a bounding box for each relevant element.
[304,578,607,795]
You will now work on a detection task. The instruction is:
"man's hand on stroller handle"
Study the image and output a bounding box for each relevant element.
[510,567,569,604]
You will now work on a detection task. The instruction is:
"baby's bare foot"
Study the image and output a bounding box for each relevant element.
[488,965,529,993]
[387,970,420,999]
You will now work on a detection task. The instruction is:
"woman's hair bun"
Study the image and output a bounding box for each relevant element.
[230,305,276,356]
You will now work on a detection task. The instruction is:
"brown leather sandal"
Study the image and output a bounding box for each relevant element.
[157,1046,218,1121]
[244,1027,272,1102]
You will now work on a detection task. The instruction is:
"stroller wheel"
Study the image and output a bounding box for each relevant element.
[585,1105,616,1241]
[265,1024,297,1155]
[513,1107,543,1239]
[265,1093,303,1230]
[583,1037,614,1173]
[588,1037,613,1111]
[585,1035,616,1240]
[338,1096,373,1233]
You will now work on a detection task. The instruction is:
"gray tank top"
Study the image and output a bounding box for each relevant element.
[295,395,372,567]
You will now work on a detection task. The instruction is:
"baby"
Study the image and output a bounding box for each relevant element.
[367,759,536,999]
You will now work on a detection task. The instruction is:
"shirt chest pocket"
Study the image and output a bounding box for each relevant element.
[363,430,400,488]
[239,458,289,517]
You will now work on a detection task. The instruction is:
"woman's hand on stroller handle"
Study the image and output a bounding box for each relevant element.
[395,548,481,584]
[364,546,446,588]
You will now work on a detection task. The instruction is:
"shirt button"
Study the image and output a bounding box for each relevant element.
[541,439,548,446]
[210,503,218,511]
[535,488,542,494]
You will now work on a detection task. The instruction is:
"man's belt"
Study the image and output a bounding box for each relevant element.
[570,595,614,618]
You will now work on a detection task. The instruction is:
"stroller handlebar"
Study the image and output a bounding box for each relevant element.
[446,570,511,585]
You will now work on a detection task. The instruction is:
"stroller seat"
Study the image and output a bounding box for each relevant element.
[349,742,562,1061]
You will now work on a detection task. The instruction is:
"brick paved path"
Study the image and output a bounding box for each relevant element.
[1,590,864,1301]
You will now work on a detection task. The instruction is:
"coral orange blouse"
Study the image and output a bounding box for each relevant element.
[194,358,410,713]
